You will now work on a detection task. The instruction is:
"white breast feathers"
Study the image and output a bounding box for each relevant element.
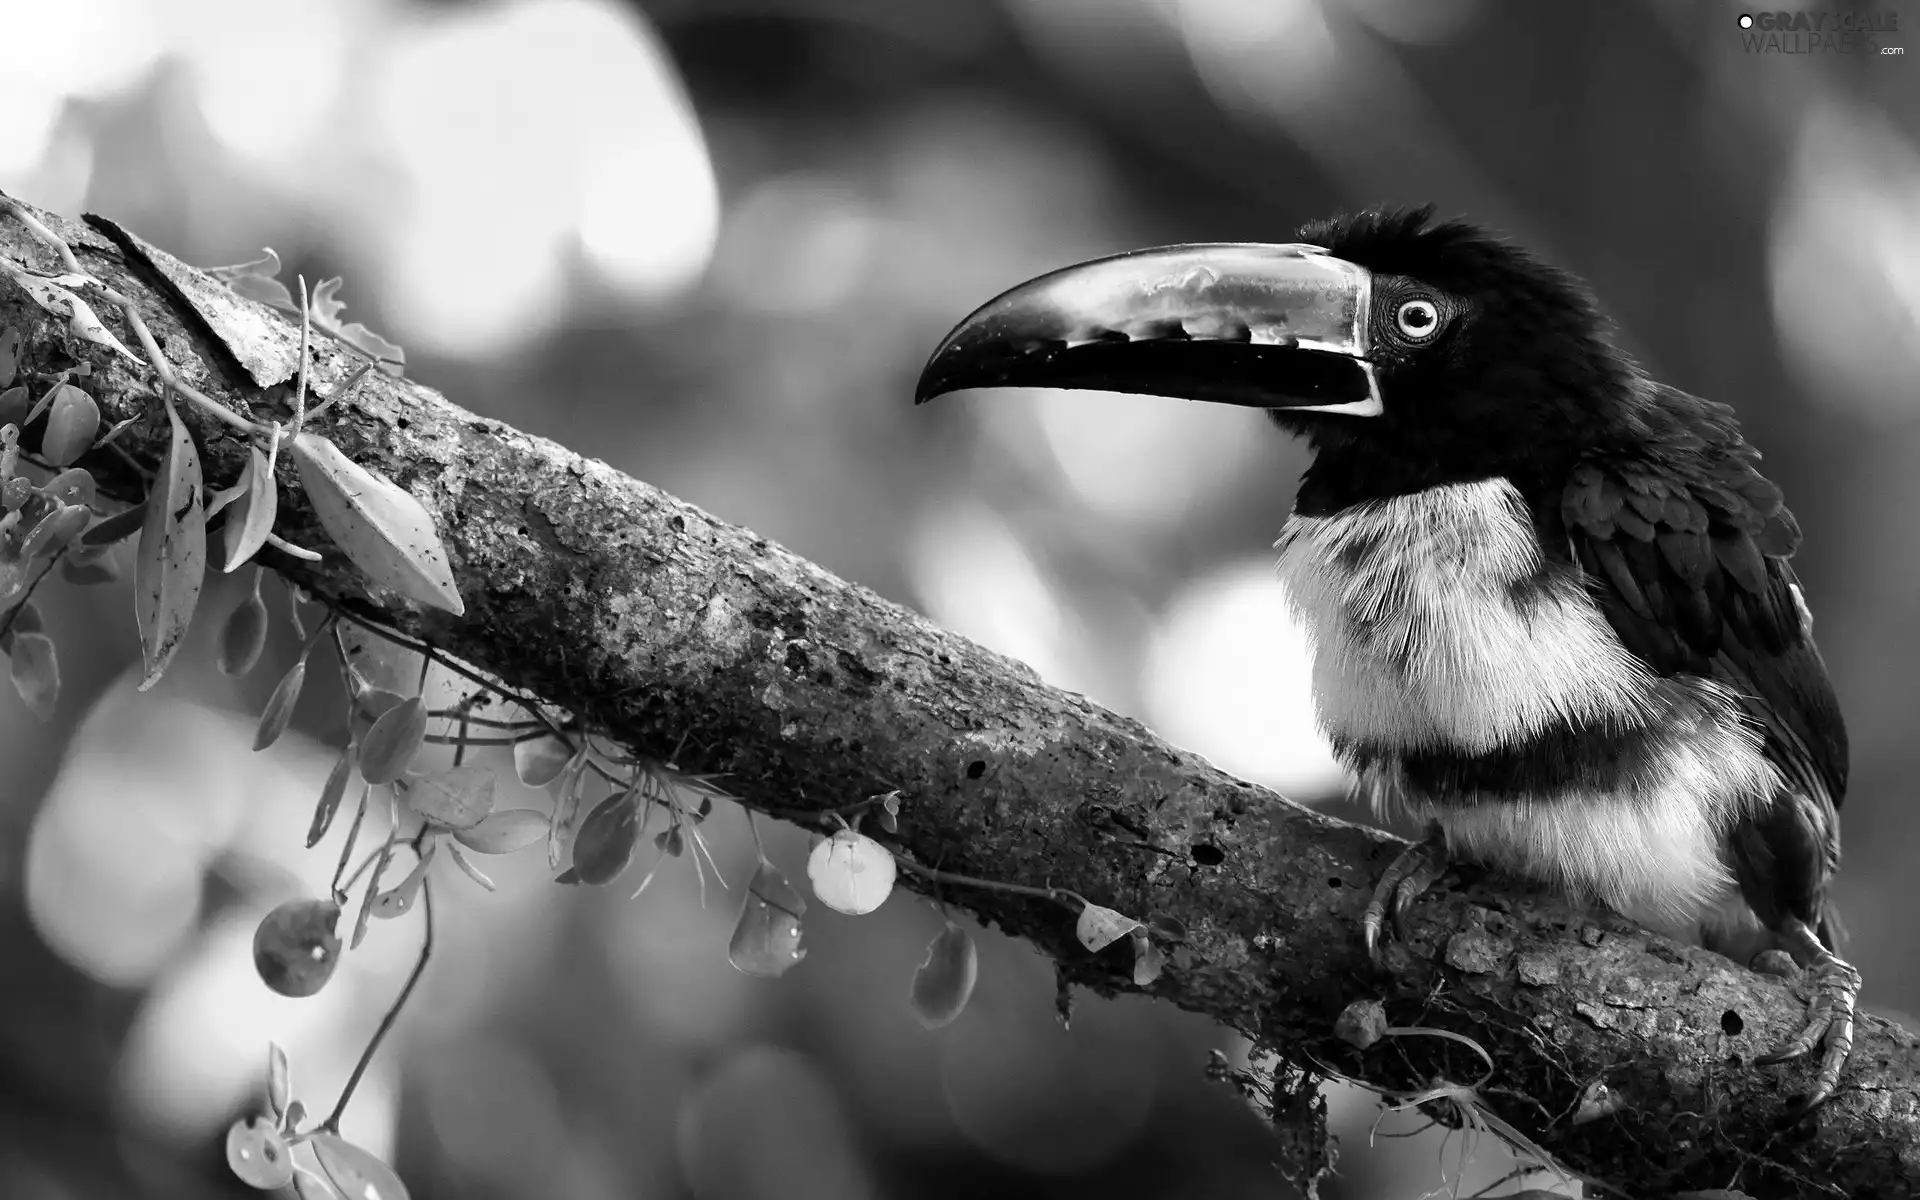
[1274,477,1653,752]
[1274,477,1780,930]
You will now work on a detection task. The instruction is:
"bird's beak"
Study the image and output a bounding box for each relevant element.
[914,244,1381,416]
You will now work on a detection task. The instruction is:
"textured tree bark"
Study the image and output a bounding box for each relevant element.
[2,191,1916,1199]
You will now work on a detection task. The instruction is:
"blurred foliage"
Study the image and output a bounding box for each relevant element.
[1,1,1917,1197]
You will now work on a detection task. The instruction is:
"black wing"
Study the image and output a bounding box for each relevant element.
[1559,385,1848,814]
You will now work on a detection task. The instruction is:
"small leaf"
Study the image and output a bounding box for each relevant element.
[21,503,89,560]
[40,383,98,466]
[134,393,207,691]
[43,466,95,507]
[208,248,296,309]
[1,476,29,510]
[217,570,270,677]
[357,695,427,785]
[8,630,59,719]
[546,749,589,869]
[0,386,27,428]
[25,381,62,424]
[208,247,285,282]
[288,432,462,614]
[279,1099,306,1135]
[1074,903,1141,953]
[728,860,808,978]
[446,840,496,891]
[350,846,393,950]
[453,808,549,854]
[223,442,278,571]
[226,1115,295,1190]
[0,326,20,387]
[82,502,145,546]
[910,922,978,1028]
[62,291,139,361]
[310,1132,410,1200]
[307,745,356,848]
[267,1043,291,1118]
[309,277,406,372]
[4,271,138,361]
[406,763,496,829]
[513,732,571,786]
[806,830,896,916]
[348,686,407,745]
[570,791,642,885]
[1130,928,1164,986]
[370,841,436,918]
[254,657,308,751]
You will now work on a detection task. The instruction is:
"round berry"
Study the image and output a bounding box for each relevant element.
[253,898,343,998]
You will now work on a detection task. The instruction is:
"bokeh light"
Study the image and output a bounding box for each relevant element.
[1142,559,1343,796]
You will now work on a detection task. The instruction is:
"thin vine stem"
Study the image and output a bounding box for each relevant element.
[894,858,1084,909]
[320,879,434,1134]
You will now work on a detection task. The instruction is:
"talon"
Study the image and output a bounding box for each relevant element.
[1363,826,1449,963]
[1754,918,1860,1110]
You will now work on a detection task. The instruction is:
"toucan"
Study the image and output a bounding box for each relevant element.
[914,207,1857,1107]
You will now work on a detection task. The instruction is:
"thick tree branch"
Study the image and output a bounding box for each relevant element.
[2,192,1915,1198]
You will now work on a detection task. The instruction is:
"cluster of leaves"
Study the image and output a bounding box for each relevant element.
[2,206,1188,1200]
[0,361,139,716]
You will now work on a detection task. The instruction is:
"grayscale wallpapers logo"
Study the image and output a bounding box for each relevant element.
[1738,11,1904,54]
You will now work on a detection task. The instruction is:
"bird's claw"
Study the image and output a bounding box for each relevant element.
[1754,921,1860,1111]
[1363,828,1449,962]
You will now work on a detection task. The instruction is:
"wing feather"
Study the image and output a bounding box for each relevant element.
[1560,384,1847,814]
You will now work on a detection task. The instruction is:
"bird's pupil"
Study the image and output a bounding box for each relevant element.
[1404,304,1432,328]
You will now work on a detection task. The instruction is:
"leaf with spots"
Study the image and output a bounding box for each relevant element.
[1,267,139,363]
[288,432,462,615]
[1073,902,1141,953]
[357,695,427,785]
[134,392,206,691]
[728,860,808,978]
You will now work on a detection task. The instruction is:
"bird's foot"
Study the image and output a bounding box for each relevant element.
[1755,918,1860,1110]
[1363,826,1449,962]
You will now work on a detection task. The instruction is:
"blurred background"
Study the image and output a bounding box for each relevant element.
[1,0,1917,1196]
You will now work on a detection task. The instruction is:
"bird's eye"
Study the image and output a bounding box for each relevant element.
[1394,298,1441,342]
